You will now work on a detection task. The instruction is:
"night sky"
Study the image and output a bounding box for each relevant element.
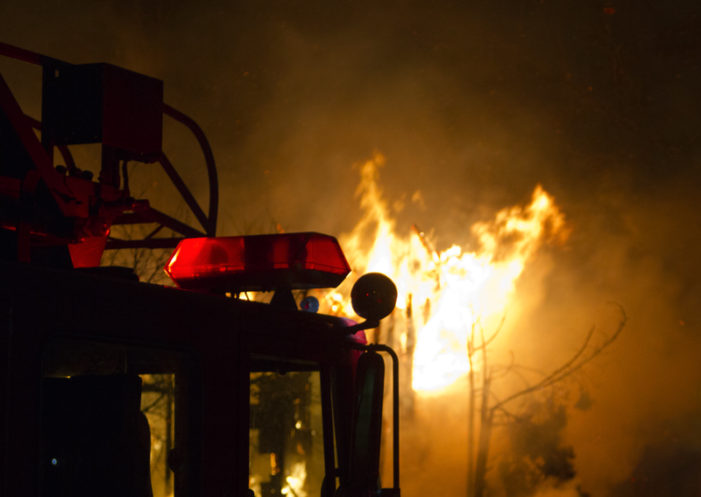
[2,1,700,495]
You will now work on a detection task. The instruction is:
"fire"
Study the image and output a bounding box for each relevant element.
[321,154,568,393]
[281,462,307,496]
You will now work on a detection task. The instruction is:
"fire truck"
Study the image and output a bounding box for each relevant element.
[0,43,400,497]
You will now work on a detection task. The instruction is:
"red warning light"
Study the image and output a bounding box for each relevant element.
[164,232,351,292]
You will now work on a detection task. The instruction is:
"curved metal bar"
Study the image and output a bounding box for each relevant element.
[158,153,210,235]
[163,103,218,236]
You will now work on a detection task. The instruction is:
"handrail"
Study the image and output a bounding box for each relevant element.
[158,153,211,236]
[163,104,218,236]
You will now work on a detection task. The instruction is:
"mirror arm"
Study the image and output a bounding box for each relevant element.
[337,320,380,335]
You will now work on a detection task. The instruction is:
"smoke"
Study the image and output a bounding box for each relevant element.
[532,482,583,497]
[2,0,700,495]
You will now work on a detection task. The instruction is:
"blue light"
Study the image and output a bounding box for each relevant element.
[300,296,319,313]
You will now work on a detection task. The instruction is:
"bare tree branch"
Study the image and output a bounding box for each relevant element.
[491,305,626,412]
[473,314,507,352]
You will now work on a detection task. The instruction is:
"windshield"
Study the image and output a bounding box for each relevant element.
[249,369,326,497]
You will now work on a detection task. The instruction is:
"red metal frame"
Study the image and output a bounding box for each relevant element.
[0,42,219,264]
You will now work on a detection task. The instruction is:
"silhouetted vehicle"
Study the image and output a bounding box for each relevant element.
[0,43,399,497]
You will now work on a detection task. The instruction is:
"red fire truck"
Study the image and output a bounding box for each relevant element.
[0,43,400,497]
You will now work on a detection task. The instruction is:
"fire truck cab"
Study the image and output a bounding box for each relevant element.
[0,44,400,497]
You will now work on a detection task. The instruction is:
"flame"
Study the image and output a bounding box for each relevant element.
[282,462,307,497]
[321,154,568,394]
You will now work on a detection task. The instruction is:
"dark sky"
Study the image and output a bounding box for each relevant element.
[2,1,700,495]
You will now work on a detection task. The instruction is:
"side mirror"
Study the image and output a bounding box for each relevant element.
[342,347,401,497]
[347,351,385,494]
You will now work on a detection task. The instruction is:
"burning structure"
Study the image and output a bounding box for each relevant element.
[317,155,625,497]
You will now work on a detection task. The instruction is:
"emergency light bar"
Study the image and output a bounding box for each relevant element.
[164,232,351,293]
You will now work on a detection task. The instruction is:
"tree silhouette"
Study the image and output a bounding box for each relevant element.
[465,307,626,497]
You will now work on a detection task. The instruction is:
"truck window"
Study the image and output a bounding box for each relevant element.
[249,369,325,497]
[41,339,189,497]
[141,374,176,497]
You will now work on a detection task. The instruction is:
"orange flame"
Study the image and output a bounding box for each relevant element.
[320,154,568,394]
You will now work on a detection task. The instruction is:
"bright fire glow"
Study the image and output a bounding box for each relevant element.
[321,154,568,393]
[282,462,307,497]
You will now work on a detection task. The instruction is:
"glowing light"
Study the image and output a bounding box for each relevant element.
[164,233,350,291]
[321,155,568,394]
[282,462,307,497]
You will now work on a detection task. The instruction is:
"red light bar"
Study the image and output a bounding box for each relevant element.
[164,232,351,292]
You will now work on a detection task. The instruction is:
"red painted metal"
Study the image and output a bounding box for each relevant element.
[0,42,219,264]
